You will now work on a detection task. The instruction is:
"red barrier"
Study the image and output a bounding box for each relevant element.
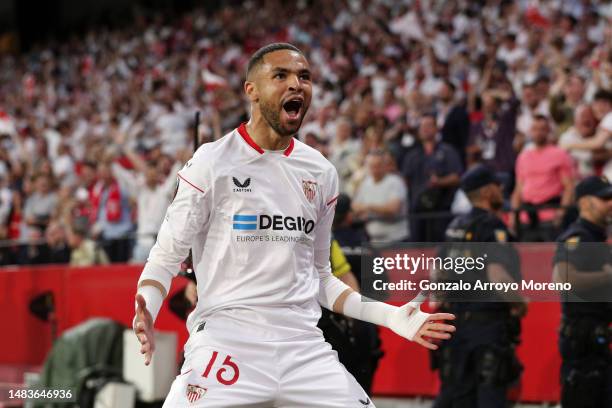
[0,265,190,366]
[0,259,562,402]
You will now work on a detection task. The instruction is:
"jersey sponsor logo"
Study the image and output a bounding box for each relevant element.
[233,214,315,234]
[232,177,252,192]
[186,384,207,403]
[302,180,317,202]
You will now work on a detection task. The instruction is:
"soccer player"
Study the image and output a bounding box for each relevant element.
[133,43,456,407]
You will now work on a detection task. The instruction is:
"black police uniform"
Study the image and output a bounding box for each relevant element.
[433,166,522,408]
[554,215,612,407]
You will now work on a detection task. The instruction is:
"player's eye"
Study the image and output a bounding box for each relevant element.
[300,73,311,81]
[274,73,286,79]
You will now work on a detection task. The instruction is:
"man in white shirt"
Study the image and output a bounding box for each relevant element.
[559,105,597,179]
[112,158,181,263]
[517,81,550,139]
[561,90,612,153]
[133,43,455,407]
[328,116,360,193]
[353,150,409,242]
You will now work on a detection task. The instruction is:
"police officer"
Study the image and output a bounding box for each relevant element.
[433,164,526,408]
[553,176,612,408]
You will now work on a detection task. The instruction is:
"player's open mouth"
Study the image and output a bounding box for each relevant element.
[282,98,303,121]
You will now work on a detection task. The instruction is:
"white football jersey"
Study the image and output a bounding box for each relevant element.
[140,123,339,340]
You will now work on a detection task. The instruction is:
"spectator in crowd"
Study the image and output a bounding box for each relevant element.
[402,113,462,241]
[467,87,520,197]
[67,218,110,267]
[111,139,184,263]
[517,81,550,141]
[29,221,70,264]
[353,150,408,243]
[0,177,12,232]
[559,104,598,179]
[563,89,612,151]
[22,173,58,239]
[90,160,133,262]
[332,193,369,249]
[437,80,470,165]
[512,115,575,241]
[329,117,361,194]
[0,0,610,265]
[550,72,586,133]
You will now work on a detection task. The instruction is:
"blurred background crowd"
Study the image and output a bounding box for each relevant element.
[0,0,611,266]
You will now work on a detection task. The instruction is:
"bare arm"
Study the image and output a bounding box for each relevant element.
[123,145,148,174]
[563,127,611,151]
[510,179,523,211]
[432,173,460,188]
[361,199,402,218]
[560,173,574,209]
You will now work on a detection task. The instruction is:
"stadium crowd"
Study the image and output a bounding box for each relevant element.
[0,0,611,265]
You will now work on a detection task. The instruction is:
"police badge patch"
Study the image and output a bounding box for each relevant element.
[187,384,207,403]
[302,180,317,202]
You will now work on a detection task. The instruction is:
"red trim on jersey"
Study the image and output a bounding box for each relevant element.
[326,195,339,206]
[283,138,295,156]
[238,123,295,156]
[178,174,205,193]
[238,123,264,154]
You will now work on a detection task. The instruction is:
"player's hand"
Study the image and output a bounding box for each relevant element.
[388,303,455,350]
[133,294,155,366]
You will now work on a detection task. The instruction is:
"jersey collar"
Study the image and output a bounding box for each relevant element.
[237,123,295,157]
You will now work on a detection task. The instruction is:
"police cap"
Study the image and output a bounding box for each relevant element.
[575,175,612,201]
[460,164,501,193]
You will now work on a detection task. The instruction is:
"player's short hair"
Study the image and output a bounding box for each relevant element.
[246,43,304,79]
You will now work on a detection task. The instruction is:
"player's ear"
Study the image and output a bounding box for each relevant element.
[244,81,259,103]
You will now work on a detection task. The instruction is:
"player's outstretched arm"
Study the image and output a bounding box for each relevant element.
[335,289,455,350]
[314,168,454,349]
[132,156,209,364]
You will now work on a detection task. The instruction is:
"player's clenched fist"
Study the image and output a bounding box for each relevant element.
[133,294,156,365]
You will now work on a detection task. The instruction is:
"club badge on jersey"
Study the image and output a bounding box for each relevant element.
[302,180,317,202]
[186,384,207,403]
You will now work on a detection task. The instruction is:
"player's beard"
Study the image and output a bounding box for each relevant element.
[260,99,303,137]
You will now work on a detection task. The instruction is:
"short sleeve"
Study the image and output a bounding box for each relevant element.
[443,145,463,175]
[601,112,612,133]
[388,175,407,201]
[558,149,575,180]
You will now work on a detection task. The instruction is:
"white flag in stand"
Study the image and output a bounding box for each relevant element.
[201,69,228,91]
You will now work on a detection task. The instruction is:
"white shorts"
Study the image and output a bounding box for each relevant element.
[163,321,375,407]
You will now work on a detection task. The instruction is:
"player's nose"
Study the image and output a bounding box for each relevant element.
[287,73,301,92]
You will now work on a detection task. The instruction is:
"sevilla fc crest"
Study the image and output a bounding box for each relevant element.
[302,180,317,202]
[187,384,207,403]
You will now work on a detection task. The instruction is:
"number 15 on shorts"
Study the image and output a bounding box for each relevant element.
[201,350,240,386]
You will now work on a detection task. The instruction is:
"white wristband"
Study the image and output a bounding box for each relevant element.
[343,292,394,326]
[136,285,164,323]
[342,292,430,341]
